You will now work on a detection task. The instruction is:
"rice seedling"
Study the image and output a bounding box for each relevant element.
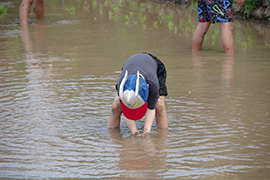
[104,0,108,6]
[83,5,89,12]
[168,21,174,30]
[188,1,198,11]
[119,0,122,6]
[148,4,154,12]
[140,3,145,11]
[113,7,120,14]
[66,7,75,14]
[0,6,7,14]
[214,28,219,35]
[188,19,191,26]
[241,42,247,48]
[99,5,103,15]
[93,1,97,8]
[153,21,158,28]
[125,15,130,24]
[141,15,146,23]
[142,24,146,30]
[109,11,113,19]
[158,12,164,23]
[265,41,270,48]
[167,11,174,21]
[212,35,215,44]
[179,18,183,26]
[131,1,138,10]
[248,36,252,43]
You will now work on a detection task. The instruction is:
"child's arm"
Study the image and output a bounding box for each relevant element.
[124,118,140,135]
[142,109,156,135]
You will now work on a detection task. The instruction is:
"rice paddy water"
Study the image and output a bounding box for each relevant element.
[0,0,270,179]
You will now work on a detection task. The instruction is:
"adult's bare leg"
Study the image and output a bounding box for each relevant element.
[192,22,211,51]
[220,22,234,54]
[33,0,44,19]
[20,0,34,25]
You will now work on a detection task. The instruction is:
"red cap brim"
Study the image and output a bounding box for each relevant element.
[121,101,147,120]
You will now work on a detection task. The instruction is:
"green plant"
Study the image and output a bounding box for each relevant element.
[248,36,252,43]
[241,0,259,18]
[179,18,183,26]
[125,15,130,24]
[242,42,247,48]
[131,1,138,10]
[113,7,120,14]
[83,5,89,12]
[109,11,113,19]
[141,15,146,23]
[0,6,7,14]
[153,21,158,28]
[168,21,174,30]
[141,3,145,9]
[99,5,103,15]
[188,1,198,11]
[104,0,108,6]
[212,35,215,41]
[265,41,270,47]
[167,11,174,21]
[92,1,97,8]
[66,7,75,14]
[119,0,123,6]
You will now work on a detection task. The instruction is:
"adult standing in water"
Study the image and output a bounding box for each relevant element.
[108,53,168,136]
[192,0,244,54]
[20,0,44,25]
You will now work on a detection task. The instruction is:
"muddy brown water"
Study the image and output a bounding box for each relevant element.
[0,0,270,179]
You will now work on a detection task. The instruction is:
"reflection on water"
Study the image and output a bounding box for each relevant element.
[109,128,168,179]
[0,0,270,179]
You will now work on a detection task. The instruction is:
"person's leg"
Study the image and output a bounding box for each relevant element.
[220,22,234,54]
[33,0,44,19]
[192,22,211,51]
[108,94,122,128]
[20,0,34,25]
[155,96,168,129]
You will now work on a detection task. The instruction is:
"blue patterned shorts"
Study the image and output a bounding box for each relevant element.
[198,0,233,23]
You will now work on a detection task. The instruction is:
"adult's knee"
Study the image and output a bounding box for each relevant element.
[221,22,234,32]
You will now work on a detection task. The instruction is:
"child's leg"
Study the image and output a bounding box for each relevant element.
[20,0,34,25]
[220,22,234,54]
[192,22,211,51]
[155,96,168,129]
[33,0,44,19]
[108,94,122,128]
